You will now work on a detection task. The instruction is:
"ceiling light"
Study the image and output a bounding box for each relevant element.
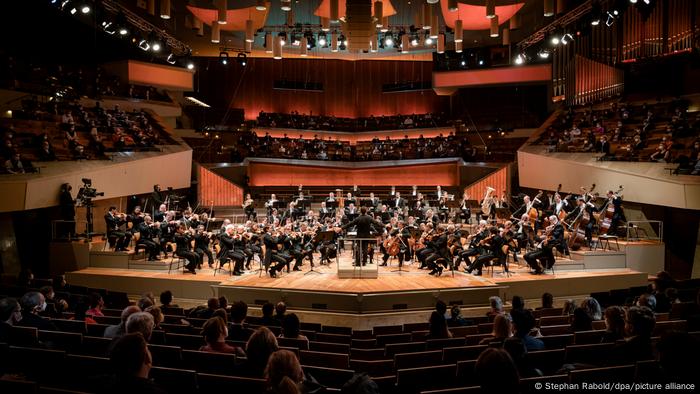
[538,49,550,58]
[551,35,560,45]
[318,34,327,47]
[561,33,573,45]
[410,37,419,47]
[237,53,247,66]
[384,35,394,47]
[138,39,150,51]
[81,4,90,14]
[514,54,524,65]
[606,12,615,26]
[460,60,466,66]
[166,54,176,65]
[220,51,229,65]
[187,62,195,70]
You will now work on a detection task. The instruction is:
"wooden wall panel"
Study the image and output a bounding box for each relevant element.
[463,166,507,204]
[247,162,460,187]
[197,164,244,207]
[197,58,446,119]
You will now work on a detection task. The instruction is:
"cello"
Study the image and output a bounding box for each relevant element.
[598,186,623,236]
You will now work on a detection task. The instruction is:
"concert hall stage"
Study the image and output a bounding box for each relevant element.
[65,252,650,315]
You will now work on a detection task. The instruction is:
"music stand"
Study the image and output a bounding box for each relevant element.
[305,231,334,275]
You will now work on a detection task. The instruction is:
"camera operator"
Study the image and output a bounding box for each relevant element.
[59,183,76,238]
[105,206,132,251]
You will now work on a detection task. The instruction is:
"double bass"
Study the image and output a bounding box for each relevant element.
[567,184,595,251]
[555,184,568,222]
[529,190,544,222]
[598,186,623,236]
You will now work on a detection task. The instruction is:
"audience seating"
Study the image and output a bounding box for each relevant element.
[181,350,238,376]
[443,345,488,364]
[397,364,458,394]
[149,366,199,394]
[568,365,635,384]
[395,350,443,369]
[299,350,350,369]
[196,373,266,394]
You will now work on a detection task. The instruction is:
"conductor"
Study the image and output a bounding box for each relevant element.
[337,206,384,266]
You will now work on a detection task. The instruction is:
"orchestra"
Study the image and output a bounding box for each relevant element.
[101,183,626,278]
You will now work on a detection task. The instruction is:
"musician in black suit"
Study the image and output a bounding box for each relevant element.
[566,197,597,247]
[425,226,453,276]
[174,224,198,274]
[606,190,626,235]
[390,192,406,211]
[352,185,362,197]
[151,184,164,207]
[367,192,380,211]
[135,215,159,261]
[105,206,132,251]
[466,227,505,276]
[524,215,565,274]
[338,206,384,266]
[344,203,358,217]
[344,192,356,207]
[194,225,215,268]
[319,201,334,220]
[218,225,245,276]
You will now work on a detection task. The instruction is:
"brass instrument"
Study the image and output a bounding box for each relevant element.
[481,187,495,216]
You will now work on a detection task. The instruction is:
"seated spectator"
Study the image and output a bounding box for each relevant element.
[475,348,520,394]
[125,311,154,342]
[18,291,57,331]
[73,144,88,160]
[260,302,277,327]
[486,296,504,320]
[105,333,166,394]
[480,314,511,345]
[39,285,68,318]
[243,327,280,377]
[159,290,178,309]
[5,152,25,174]
[650,143,670,162]
[218,296,229,311]
[212,308,228,323]
[280,313,309,344]
[86,292,105,317]
[200,316,246,357]
[637,293,657,312]
[228,301,254,342]
[38,140,57,161]
[145,306,164,331]
[580,297,602,320]
[510,309,544,351]
[562,299,576,315]
[137,295,154,311]
[427,310,452,339]
[538,292,554,310]
[274,301,287,324]
[503,337,542,378]
[190,297,219,319]
[511,295,525,312]
[609,306,655,365]
[104,305,141,339]
[571,307,593,332]
[447,305,471,327]
[264,350,304,394]
[601,305,626,343]
[656,331,700,384]
[0,297,23,343]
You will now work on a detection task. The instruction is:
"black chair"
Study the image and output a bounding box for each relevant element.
[9,346,66,384]
[165,333,205,350]
[63,354,111,392]
[39,330,83,353]
[455,360,478,386]
[395,350,443,369]
[149,366,198,394]
[181,349,239,375]
[300,350,350,369]
[526,349,566,376]
[51,319,88,334]
[442,345,487,364]
[426,337,466,350]
[79,335,113,357]
[148,344,183,368]
[349,359,395,377]
[385,341,427,357]
[277,337,310,351]
[321,325,353,335]
[397,364,457,394]
[301,365,355,389]
[376,333,412,346]
[197,373,266,394]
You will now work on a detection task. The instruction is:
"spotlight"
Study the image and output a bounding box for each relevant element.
[606,12,615,26]
[166,53,176,65]
[186,62,195,70]
[410,35,419,47]
[220,51,229,65]
[550,35,560,45]
[138,39,150,51]
[514,54,524,65]
[460,60,466,66]
[478,60,484,65]
[591,17,600,26]
[561,33,574,45]
[102,21,116,35]
[70,7,78,14]
[152,42,161,52]
[278,32,287,46]
[339,34,347,50]
[291,33,300,46]
[629,0,637,3]
[538,49,550,58]
[384,34,394,47]
[119,26,128,35]
[81,4,90,14]
[237,53,247,66]
[425,35,433,45]
[318,33,327,47]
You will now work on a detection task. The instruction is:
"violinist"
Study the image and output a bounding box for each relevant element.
[194,225,215,268]
[437,196,450,223]
[319,218,338,265]
[423,209,439,227]
[291,223,315,271]
[455,221,489,271]
[268,227,295,277]
[390,192,406,211]
[154,204,167,223]
[105,206,131,251]
[466,226,506,276]
[244,224,263,270]
[344,203,358,217]
[367,192,380,211]
[136,215,160,261]
[459,191,471,224]
[319,201,334,220]
[426,225,453,276]
[265,194,279,217]
[127,206,145,229]
[325,192,336,204]
[514,214,535,256]
[174,224,199,274]
[345,192,357,207]
[524,215,565,275]
[218,225,245,276]
[415,223,436,269]
[159,211,178,254]
[242,193,256,221]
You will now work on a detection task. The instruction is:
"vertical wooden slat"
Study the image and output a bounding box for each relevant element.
[197,165,244,207]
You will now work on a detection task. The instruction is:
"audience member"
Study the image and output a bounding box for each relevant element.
[571,307,593,332]
[17,291,57,331]
[503,337,542,378]
[260,302,277,326]
[145,306,164,330]
[637,293,657,312]
[609,306,656,365]
[538,292,554,310]
[475,348,520,394]
[86,292,105,317]
[275,301,287,323]
[228,301,254,341]
[479,314,511,345]
[427,310,452,339]
[280,313,309,344]
[601,305,626,343]
[125,311,154,342]
[511,295,525,312]
[243,327,280,377]
[486,296,504,320]
[0,297,22,343]
[104,305,140,339]
[105,333,166,394]
[200,316,246,357]
[159,290,178,309]
[447,305,471,327]
[510,309,544,351]
[580,297,602,320]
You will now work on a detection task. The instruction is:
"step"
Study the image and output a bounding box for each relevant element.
[569,250,626,269]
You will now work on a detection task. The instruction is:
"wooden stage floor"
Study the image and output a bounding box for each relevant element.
[66,253,649,313]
